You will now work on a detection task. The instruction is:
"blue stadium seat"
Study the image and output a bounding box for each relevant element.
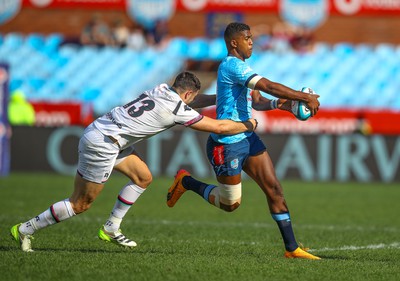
[45,33,63,49]
[25,34,45,51]
[9,79,24,92]
[167,37,189,57]
[392,91,400,110]
[375,43,395,59]
[333,42,354,58]
[27,77,46,91]
[59,44,79,58]
[252,52,278,74]
[354,43,373,61]
[208,37,226,61]
[3,33,24,49]
[187,38,209,60]
[80,87,101,102]
[204,80,217,95]
[313,42,331,56]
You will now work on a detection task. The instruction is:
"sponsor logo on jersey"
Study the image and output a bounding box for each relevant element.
[230,158,239,169]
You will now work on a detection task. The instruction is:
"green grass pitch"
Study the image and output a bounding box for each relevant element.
[1,172,399,281]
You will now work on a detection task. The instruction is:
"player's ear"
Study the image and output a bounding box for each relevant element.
[184,91,191,100]
[230,39,237,48]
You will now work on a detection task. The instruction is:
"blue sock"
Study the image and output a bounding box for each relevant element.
[272,212,299,252]
[182,176,217,201]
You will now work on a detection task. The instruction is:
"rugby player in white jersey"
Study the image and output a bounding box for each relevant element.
[10,71,258,252]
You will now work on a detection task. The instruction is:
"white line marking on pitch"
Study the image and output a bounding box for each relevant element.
[132,219,400,233]
[311,242,400,252]
[68,217,400,233]
[141,238,400,252]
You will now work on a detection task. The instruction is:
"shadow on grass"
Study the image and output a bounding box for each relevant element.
[314,255,351,260]
[314,254,399,263]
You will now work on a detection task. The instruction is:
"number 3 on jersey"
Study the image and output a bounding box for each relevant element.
[123,94,155,117]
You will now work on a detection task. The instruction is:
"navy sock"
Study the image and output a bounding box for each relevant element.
[182,176,217,201]
[272,212,298,252]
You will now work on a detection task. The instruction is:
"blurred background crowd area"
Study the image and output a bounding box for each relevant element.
[1,1,400,135]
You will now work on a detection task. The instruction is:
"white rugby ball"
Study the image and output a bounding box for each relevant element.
[291,87,314,121]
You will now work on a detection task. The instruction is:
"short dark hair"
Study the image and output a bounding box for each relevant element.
[224,22,250,42]
[172,71,201,92]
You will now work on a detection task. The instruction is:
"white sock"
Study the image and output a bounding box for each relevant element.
[104,182,145,232]
[19,199,76,235]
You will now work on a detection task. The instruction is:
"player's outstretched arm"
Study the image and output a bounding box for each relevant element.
[188,94,216,109]
[251,90,290,112]
[189,116,257,134]
[254,78,320,116]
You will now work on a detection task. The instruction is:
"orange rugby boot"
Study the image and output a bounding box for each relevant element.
[167,169,190,207]
[284,247,321,260]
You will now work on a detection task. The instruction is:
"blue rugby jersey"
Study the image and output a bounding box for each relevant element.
[211,55,260,144]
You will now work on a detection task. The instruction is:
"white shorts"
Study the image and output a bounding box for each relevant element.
[77,124,134,183]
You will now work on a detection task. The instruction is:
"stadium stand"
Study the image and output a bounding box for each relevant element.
[0,33,186,115]
[1,33,399,116]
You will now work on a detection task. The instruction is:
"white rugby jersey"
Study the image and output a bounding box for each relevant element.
[93,83,203,150]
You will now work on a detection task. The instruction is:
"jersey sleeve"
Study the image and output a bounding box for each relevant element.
[229,59,261,89]
[173,101,204,126]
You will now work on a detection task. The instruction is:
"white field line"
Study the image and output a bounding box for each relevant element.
[72,217,400,233]
[144,237,260,246]
[310,242,400,252]
[126,236,400,252]
[142,238,400,252]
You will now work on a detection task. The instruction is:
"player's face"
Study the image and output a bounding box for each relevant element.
[234,30,253,60]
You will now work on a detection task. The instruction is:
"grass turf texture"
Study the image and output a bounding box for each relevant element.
[0,172,399,281]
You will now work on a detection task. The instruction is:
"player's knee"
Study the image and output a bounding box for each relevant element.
[128,171,152,188]
[138,172,152,188]
[218,182,242,212]
[220,201,241,212]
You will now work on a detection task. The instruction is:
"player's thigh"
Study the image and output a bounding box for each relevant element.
[114,149,152,187]
[206,136,247,185]
[78,125,120,183]
[217,174,242,185]
[243,150,280,189]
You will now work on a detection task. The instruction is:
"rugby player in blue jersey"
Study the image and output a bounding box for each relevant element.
[167,22,321,260]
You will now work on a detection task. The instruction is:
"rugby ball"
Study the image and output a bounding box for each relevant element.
[291,87,314,121]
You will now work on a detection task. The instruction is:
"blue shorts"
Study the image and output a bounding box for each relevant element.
[206,133,266,176]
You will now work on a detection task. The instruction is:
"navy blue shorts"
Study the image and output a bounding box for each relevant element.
[206,133,266,176]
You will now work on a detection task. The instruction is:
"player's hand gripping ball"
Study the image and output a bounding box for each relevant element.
[291,87,315,121]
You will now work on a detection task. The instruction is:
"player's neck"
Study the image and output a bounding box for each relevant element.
[169,86,178,94]
[228,51,245,61]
